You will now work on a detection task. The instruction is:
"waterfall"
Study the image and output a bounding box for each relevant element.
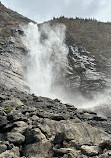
[22,22,111,118]
[22,22,69,99]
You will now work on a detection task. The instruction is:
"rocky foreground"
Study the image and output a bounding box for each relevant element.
[0,85,111,158]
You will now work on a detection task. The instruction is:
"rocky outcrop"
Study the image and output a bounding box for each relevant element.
[0,28,30,92]
[0,2,32,92]
[0,86,111,158]
[49,17,111,95]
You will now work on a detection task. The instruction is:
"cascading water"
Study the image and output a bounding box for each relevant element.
[22,22,111,118]
[22,22,69,99]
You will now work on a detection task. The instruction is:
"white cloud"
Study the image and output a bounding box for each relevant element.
[1,0,111,23]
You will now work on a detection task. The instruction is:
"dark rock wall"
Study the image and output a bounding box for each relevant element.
[48,17,111,95]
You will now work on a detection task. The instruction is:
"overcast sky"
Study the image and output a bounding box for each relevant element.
[1,0,111,23]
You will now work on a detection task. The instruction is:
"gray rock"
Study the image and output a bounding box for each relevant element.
[50,114,68,121]
[24,128,46,144]
[9,111,25,121]
[0,144,7,154]
[0,94,6,101]
[0,134,5,141]
[31,128,46,141]
[53,130,74,144]
[0,116,7,127]
[104,150,111,156]
[0,151,19,158]
[99,154,110,158]
[11,121,28,134]
[81,145,100,156]
[99,139,111,150]
[23,140,52,158]
[53,147,80,157]
[7,132,25,144]
[0,146,20,158]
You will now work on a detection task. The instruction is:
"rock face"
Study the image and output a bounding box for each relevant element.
[0,2,111,158]
[0,2,32,92]
[1,2,111,96]
[0,86,111,158]
[49,17,111,96]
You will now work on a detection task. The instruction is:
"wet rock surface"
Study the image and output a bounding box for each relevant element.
[0,86,111,158]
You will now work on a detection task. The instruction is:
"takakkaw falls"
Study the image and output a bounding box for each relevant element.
[0,2,111,158]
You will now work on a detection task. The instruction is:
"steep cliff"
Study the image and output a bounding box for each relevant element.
[0,2,33,92]
[48,17,111,96]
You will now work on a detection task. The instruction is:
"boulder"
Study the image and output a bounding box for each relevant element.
[0,144,7,154]
[99,139,111,150]
[23,140,52,158]
[0,116,7,127]
[53,130,74,144]
[0,146,20,158]
[81,145,100,156]
[32,128,46,141]
[0,134,5,141]
[11,121,28,134]
[0,151,19,158]
[7,132,25,144]
[104,150,111,156]
[53,147,80,157]
[24,128,46,144]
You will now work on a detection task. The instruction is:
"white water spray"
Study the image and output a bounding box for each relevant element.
[22,22,111,117]
[22,22,68,99]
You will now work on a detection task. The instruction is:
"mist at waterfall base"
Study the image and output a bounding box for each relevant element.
[22,22,111,116]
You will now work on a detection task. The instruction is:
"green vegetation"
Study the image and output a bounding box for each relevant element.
[5,106,12,111]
